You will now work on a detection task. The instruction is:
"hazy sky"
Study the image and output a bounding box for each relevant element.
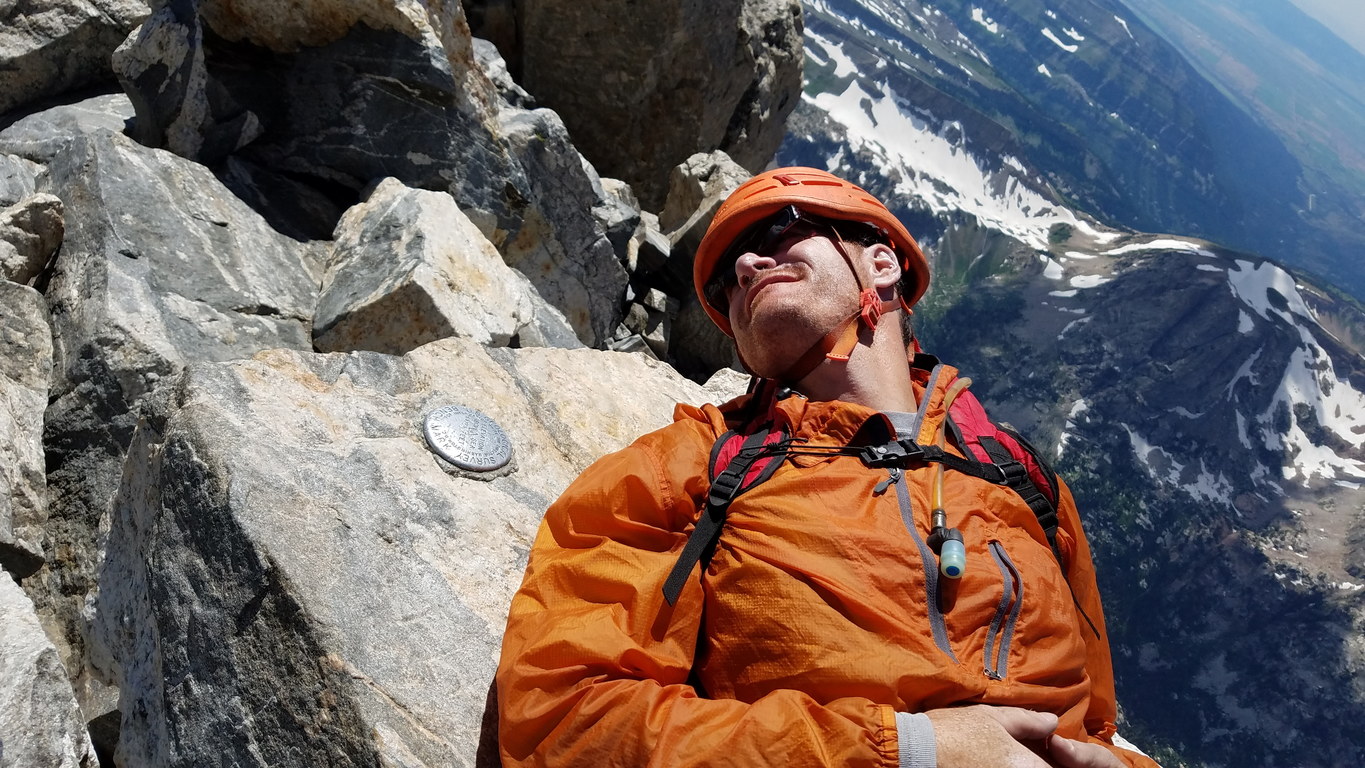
[1287,0,1365,55]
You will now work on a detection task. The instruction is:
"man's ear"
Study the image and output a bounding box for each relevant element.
[867,243,902,290]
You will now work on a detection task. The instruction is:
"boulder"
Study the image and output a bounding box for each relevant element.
[0,93,135,164]
[112,4,631,345]
[112,0,526,233]
[0,192,64,285]
[468,0,803,209]
[29,122,321,718]
[0,153,41,207]
[498,106,628,346]
[0,281,51,579]
[0,574,97,768]
[658,149,752,269]
[315,178,577,355]
[0,0,149,117]
[594,177,643,261]
[91,338,731,766]
[647,151,750,379]
[471,37,533,110]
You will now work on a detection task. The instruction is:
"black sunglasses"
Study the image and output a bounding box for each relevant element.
[702,205,886,313]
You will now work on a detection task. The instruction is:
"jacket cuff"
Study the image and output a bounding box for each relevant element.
[895,712,936,768]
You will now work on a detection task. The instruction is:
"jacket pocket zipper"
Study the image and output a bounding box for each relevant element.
[890,471,958,662]
[984,541,1023,680]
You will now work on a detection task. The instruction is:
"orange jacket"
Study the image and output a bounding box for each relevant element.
[497,364,1156,767]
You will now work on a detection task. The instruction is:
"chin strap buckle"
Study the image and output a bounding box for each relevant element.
[859,288,883,330]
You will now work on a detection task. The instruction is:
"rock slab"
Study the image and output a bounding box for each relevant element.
[93,338,728,766]
[0,281,51,579]
[315,177,575,355]
[0,573,97,768]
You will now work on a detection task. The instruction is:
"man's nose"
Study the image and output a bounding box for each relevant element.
[734,250,777,288]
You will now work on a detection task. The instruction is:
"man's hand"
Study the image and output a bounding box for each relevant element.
[1047,734,1126,768]
[925,705,1058,767]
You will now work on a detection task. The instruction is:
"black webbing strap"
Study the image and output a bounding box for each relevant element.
[980,436,1062,567]
[859,439,1011,485]
[662,428,787,605]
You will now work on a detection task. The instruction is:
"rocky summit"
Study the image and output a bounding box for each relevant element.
[0,1,778,764]
[4,0,1365,766]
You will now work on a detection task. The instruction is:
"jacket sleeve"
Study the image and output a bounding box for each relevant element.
[495,421,900,768]
[1055,478,1162,768]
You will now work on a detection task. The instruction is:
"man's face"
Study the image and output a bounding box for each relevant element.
[720,223,865,378]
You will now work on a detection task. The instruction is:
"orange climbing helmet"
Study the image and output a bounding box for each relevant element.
[693,167,931,337]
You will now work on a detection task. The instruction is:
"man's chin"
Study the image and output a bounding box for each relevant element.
[735,340,817,381]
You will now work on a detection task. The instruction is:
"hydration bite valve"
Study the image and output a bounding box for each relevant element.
[927,507,966,579]
[937,530,966,579]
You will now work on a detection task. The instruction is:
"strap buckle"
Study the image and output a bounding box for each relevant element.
[859,439,927,467]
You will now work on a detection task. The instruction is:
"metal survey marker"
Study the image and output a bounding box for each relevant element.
[423,404,513,472]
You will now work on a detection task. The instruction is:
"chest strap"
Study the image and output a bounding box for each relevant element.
[662,427,789,605]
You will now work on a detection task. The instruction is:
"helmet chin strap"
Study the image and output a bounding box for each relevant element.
[775,230,901,385]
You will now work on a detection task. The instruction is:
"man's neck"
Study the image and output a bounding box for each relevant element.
[793,322,917,412]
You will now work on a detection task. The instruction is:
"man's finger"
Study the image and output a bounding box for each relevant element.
[1048,735,1127,768]
[978,705,1060,741]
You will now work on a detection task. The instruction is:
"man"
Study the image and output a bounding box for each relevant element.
[497,167,1157,767]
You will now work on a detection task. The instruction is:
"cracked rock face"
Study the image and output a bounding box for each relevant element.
[13,111,322,719]
[112,0,525,234]
[469,0,804,209]
[0,0,150,116]
[91,339,731,766]
[0,281,51,578]
[0,0,783,759]
[0,574,97,768]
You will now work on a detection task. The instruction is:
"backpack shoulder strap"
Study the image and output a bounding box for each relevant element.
[662,423,790,605]
[945,390,1065,567]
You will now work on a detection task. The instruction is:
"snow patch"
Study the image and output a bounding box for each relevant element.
[805,58,1088,251]
[1196,264,1223,273]
[1042,28,1079,52]
[1038,63,1053,77]
[971,7,999,34]
[1238,310,1255,335]
[1057,399,1090,459]
[1059,315,1093,338]
[1114,15,1135,39]
[1104,239,1215,257]
[1063,251,1097,260]
[1226,259,1314,324]
[1049,289,1078,298]
[1043,257,1065,280]
[1072,219,1122,243]
[1225,348,1264,400]
[1070,274,1109,289]
[1062,27,1085,42]
[817,33,861,78]
[1127,426,1234,505]
[1255,324,1365,484]
[1236,412,1253,449]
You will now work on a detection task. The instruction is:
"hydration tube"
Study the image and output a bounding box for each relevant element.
[929,377,973,579]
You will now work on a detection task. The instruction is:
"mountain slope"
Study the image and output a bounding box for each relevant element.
[793,0,1365,298]
[1118,0,1365,297]
[780,1,1365,764]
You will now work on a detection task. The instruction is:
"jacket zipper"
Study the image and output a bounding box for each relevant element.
[889,471,958,662]
[984,541,1024,680]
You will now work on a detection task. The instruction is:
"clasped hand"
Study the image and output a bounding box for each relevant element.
[926,705,1126,768]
